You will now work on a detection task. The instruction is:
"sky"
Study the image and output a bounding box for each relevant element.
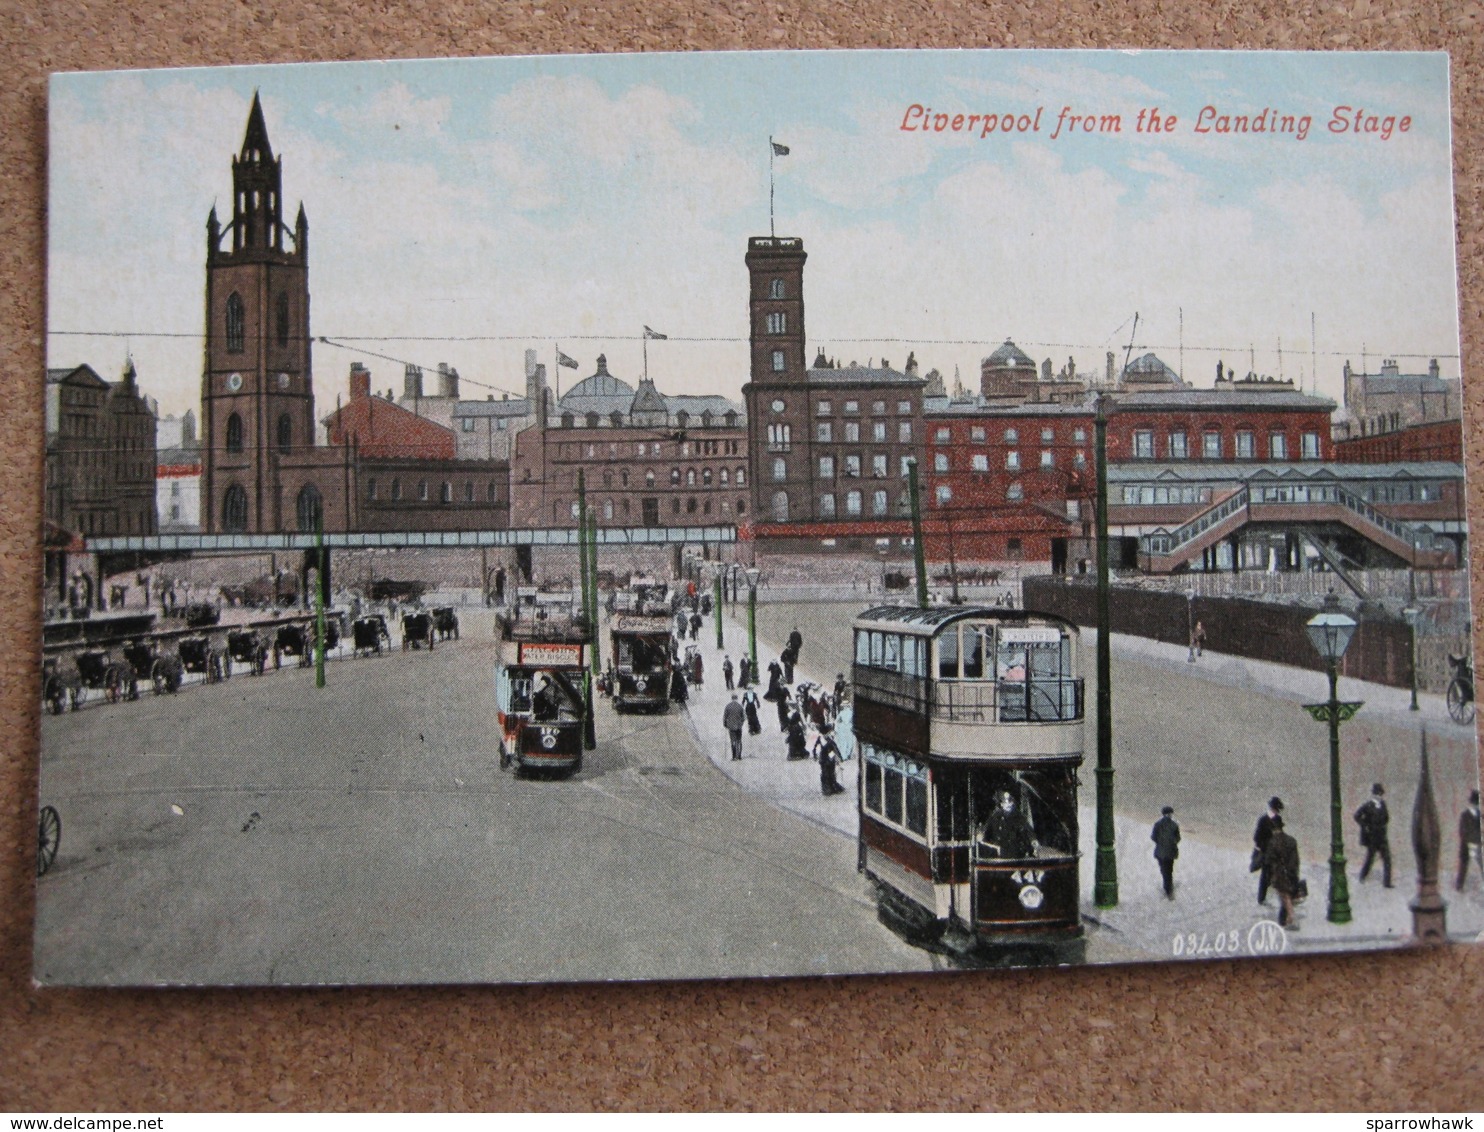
[46,49,1462,420]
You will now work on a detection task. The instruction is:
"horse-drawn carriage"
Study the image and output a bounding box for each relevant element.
[401,611,436,651]
[227,628,271,676]
[41,647,137,712]
[273,622,314,669]
[182,602,220,628]
[352,615,391,657]
[122,637,184,695]
[178,634,228,683]
[432,607,460,642]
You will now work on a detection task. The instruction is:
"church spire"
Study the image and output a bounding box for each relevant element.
[240,90,274,163]
[230,91,284,253]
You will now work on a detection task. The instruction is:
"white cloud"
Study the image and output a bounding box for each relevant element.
[322,83,450,136]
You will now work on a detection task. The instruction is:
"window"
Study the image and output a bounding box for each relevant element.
[934,453,949,473]
[367,478,378,501]
[736,467,746,486]
[720,468,729,486]
[646,470,656,488]
[844,455,861,478]
[225,412,244,453]
[873,401,886,414]
[816,400,832,416]
[971,453,989,472]
[935,485,952,504]
[772,350,785,372]
[440,482,452,503]
[1006,451,1020,470]
[276,292,290,348]
[225,292,245,353]
[391,479,402,501]
[771,491,789,522]
[769,278,786,299]
[1301,432,1321,459]
[871,454,888,477]
[1041,427,1054,443]
[1007,482,1024,501]
[277,413,292,454]
[766,312,787,334]
[861,744,929,838]
[418,481,429,501]
[670,468,680,486]
[772,457,787,481]
[819,455,835,478]
[464,481,474,502]
[1203,431,1222,459]
[1235,431,1255,459]
[845,490,862,516]
[898,401,911,414]
[1040,450,1055,469]
[1133,430,1154,459]
[1007,537,1023,559]
[844,400,859,414]
[873,489,889,515]
[766,424,792,452]
[296,484,322,532]
[819,493,836,518]
[868,421,883,442]
[686,469,697,486]
[604,500,614,520]
[1073,428,1086,443]
[817,422,833,442]
[1269,433,1289,460]
[844,422,860,443]
[1168,431,1188,460]
[1004,428,1019,444]
[1074,451,1087,469]
[933,426,951,444]
[488,482,498,503]
[462,418,475,432]
[222,485,248,532]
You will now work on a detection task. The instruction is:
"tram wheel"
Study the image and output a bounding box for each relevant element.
[37,805,60,877]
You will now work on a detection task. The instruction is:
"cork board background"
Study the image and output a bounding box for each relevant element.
[3,2,1483,1113]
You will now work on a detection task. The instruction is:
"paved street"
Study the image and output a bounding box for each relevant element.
[34,606,933,985]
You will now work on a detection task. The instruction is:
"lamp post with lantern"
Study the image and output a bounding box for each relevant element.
[744,566,761,675]
[1304,598,1364,924]
[1402,604,1421,712]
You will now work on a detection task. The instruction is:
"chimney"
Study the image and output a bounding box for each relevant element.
[1429,358,1440,379]
[404,363,423,400]
[438,363,459,399]
[350,362,371,400]
[525,348,538,378]
[595,354,609,376]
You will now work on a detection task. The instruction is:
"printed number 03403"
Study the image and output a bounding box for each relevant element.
[1172,930,1242,957]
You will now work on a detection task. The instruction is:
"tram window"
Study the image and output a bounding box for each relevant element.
[617,641,633,665]
[884,766,904,824]
[882,634,899,671]
[855,631,869,666]
[905,777,928,835]
[902,636,926,677]
[963,626,985,679]
[938,630,959,678]
[865,760,882,812]
[510,676,532,713]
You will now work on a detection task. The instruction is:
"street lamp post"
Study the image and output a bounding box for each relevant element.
[713,564,724,650]
[1304,601,1364,924]
[1402,604,1421,712]
[744,566,761,675]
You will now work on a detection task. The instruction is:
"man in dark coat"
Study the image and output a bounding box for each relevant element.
[1254,796,1284,905]
[722,655,734,690]
[780,644,798,685]
[669,664,688,705]
[722,694,746,761]
[1354,782,1393,887]
[738,655,752,689]
[787,626,804,660]
[785,711,809,760]
[689,611,702,641]
[814,725,846,795]
[1264,815,1301,928]
[832,673,847,720]
[1458,789,1482,891]
[981,791,1035,859]
[1151,806,1181,899]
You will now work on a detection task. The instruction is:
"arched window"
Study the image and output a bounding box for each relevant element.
[277,413,292,454]
[646,471,656,488]
[736,466,747,487]
[737,499,747,515]
[222,484,248,532]
[226,293,245,353]
[487,482,498,502]
[621,470,629,487]
[603,471,613,487]
[769,278,786,299]
[440,482,452,503]
[418,481,429,501]
[464,481,474,503]
[367,478,378,500]
[276,292,290,348]
[686,469,697,486]
[604,500,614,520]
[686,498,697,514]
[703,468,713,487]
[670,468,680,486]
[391,478,402,501]
[226,412,244,453]
[296,484,322,533]
[771,491,789,522]
[720,468,730,487]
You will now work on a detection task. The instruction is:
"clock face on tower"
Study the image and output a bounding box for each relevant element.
[277,372,290,390]
[227,372,243,392]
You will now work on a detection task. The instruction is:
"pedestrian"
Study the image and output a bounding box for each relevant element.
[788,626,804,660]
[722,654,734,690]
[723,693,746,761]
[1254,796,1284,905]
[1264,815,1302,929]
[775,687,792,733]
[1151,806,1181,899]
[669,663,688,706]
[1458,789,1482,890]
[689,611,702,641]
[1193,620,1207,658]
[832,673,847,720]
[742,686,762,736]
[815,724,846,796]
[690,649,705,687]
[764,659,784,703]
[785,710,809,761]
[781,644,797,685]
[738,655,752,689]
[1354,782,1393,887]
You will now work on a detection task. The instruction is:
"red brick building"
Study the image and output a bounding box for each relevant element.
[326,363,457,461]
[1332,418,1463,464]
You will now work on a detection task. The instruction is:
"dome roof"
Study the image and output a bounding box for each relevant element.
[984,339,1036,370]
[564,355,635,400]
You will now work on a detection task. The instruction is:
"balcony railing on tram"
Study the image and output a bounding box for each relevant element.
[854,667,1084,724]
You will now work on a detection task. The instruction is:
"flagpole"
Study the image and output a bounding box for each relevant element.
[643,330,648,382]
[769,136,775,238]
[554,345,560,401]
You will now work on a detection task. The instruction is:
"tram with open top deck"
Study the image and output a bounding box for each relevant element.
[609,614,674,713]
[851,605,1085,961]
[494,604,590,776]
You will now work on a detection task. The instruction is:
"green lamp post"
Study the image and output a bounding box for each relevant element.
[1303,601,1363,924]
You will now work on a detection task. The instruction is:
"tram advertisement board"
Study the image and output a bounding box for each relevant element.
[34,48,1481,987]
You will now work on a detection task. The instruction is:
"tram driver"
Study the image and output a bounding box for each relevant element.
[980,790,1037,860]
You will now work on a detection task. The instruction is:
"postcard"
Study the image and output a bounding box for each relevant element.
[35,49,1481,984]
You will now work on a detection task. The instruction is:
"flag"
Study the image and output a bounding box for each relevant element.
[556,349,579,369]
[772,141,790,156]
[643,326,667,340]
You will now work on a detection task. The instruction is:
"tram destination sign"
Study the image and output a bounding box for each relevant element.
[32,48,1481,988]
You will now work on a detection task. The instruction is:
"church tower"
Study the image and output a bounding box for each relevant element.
[201,93,313,533]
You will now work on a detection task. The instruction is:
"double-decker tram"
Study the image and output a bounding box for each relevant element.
[494,605,590,776]
[851,606,1086,963]
[609,614,674,713]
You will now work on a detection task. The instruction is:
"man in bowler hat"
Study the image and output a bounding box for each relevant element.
[1354,782,1393,887]
[1458,789,1482,890]
[1254,797,1284,905]
[1151,806,1181,899]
